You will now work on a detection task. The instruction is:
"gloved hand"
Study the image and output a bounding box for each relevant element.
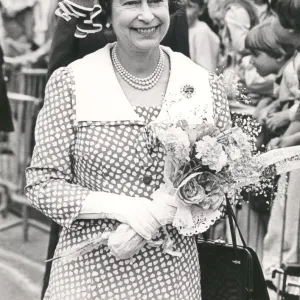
[79,192,161,240]
[107,189,177,260]
[108,224,147,260]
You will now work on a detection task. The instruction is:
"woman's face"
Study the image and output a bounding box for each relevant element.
[111,0,170,52]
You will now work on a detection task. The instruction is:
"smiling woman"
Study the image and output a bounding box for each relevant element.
[26,0,232,299]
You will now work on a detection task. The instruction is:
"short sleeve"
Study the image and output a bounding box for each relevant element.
[209,72,232,130]
[25,67,90,229]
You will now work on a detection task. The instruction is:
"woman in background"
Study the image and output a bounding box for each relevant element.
[186,0,220,71]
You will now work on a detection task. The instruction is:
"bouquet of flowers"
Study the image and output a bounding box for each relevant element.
[48,83,300,263]
[150,119,258,236]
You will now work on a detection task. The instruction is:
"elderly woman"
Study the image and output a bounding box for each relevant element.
[25,0,231,299]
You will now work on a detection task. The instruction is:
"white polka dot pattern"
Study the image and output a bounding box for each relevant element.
[26,67,230,300]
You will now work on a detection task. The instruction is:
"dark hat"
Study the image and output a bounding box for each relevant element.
[55,0,104,38]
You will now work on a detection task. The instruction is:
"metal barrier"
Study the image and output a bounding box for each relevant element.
[0,92,49,241]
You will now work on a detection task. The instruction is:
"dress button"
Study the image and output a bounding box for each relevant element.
[143,175,152,185]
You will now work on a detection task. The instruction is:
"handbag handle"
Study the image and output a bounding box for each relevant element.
[225,197,247,248]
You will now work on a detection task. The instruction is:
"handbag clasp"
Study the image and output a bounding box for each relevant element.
[214,239,226,245]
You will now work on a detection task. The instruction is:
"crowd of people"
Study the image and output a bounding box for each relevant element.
[1,0,300,299]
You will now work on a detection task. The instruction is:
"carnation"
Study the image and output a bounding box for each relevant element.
[160,126,190,161]
[195,136,227,172]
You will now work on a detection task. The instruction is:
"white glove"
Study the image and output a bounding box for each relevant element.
[107,190,177,259]
[108,224,147,260]
[79,192,161,240]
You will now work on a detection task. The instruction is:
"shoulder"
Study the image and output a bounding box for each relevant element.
[45,66,75,108]
[47,66,72,90]
[169,48,209,76]
[225,4,250,21]
[192,21,213,33]
[190,21,220,43]
[68,47,105,70]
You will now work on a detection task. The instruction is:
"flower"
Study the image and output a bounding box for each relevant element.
[177,177,206,206]
[225,144,242,161]
[195,136,227,172]
[229,127,252,157]
[159,126,190,161]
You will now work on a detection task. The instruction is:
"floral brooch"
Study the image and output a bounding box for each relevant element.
[180,84,196,99]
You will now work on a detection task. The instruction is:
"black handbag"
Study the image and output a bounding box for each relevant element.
[197,198,270,300]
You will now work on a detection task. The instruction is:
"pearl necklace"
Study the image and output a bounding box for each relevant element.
[111,44,165,91]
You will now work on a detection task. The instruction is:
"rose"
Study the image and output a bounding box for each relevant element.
[195,172,225,210]
[177,178,206,206]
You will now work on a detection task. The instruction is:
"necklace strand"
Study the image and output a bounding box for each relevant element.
[111,44,165,91]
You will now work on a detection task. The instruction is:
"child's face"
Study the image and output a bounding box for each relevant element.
[250,50,283,77]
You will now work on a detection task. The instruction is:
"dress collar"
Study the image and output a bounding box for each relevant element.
[73,42,175,123]
[71,42,213,125]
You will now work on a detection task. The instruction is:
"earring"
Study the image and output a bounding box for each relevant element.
[106,22,111,28]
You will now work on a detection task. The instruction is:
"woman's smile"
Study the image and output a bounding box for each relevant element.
[131,25,160,36]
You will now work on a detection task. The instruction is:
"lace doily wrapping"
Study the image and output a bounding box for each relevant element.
[173,201,222,235]
[55,0,103,38]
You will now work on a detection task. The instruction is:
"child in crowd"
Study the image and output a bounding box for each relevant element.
[246,16,300,298]
[186,0,220,71]
[271,0,300,138]
[245,19,298,130]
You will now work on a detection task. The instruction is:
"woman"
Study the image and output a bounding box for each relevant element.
[42,8,190,299]
[186,0,220,72]
[25,0,231,299]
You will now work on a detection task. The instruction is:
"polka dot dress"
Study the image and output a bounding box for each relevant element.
[26,67,231,300]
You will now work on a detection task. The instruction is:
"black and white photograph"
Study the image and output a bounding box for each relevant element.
[0,0,300,299]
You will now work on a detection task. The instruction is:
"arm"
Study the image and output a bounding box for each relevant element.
[25,67,170,238]
[280,132,300,147]
[25,67,91,229]
[283,120,300,136]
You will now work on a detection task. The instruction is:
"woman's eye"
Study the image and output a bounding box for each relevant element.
[148,0,163,4]
[124,1,139,5]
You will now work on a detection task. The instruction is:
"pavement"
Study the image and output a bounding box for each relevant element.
[0,213,50,300]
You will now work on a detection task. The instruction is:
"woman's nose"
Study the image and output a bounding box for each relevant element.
[138,3,154,23]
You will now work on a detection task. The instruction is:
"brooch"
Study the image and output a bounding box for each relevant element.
[180,84,196,99]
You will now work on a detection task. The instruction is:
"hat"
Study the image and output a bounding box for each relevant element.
[55,0,104,38]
